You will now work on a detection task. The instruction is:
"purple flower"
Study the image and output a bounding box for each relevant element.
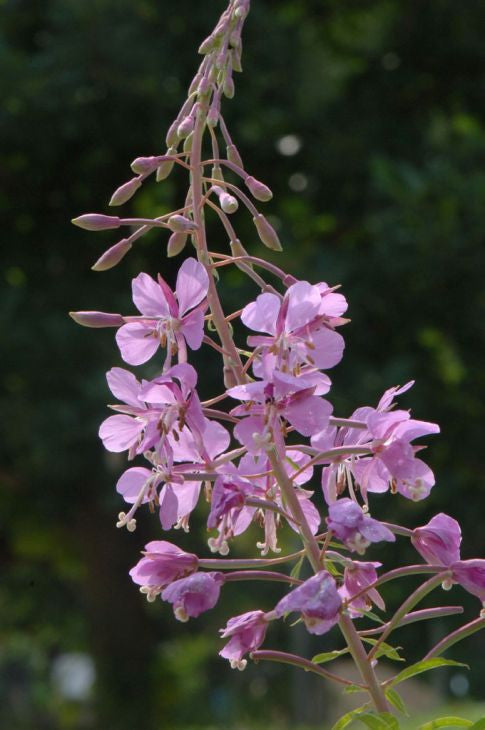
[129,541,198,601]
[219,610,268,669]
[228,370,332,453]
[451,560,485,606]
[274,571,342,635]
[326,498,395,554]
[161,572,224,621]
[241,280,346,376]
[340,561,384,616]
[412,513,462,566]
[115,258,209,366]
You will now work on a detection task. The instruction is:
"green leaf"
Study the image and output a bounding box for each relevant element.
[290,556,304,580]
[389,658,468,687]
[357,711,400,729]
[419,717,473,729]
[385,688,408,715]
[312,648,349,664]
[470,720,485,730]
[326,558,342,577]
[362,638,405,662]
[360,610,386,625]
[331,704,370,730]
[343,683,367,695]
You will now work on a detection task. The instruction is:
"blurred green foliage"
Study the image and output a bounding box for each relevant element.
[1,0,484,727]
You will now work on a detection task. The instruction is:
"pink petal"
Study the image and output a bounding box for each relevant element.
[106,367,141,407]
[159,484,179,530]
[181,307,205,350]
[132,272,169,317]
[234,416,266,452]
[241,293,279,334]
[116,467,152,504]
[284,396,332,437]
[116,322,160,365]
[175,258,209,316]
[98,414,143,452]
[285,281,321,332]
[175,481,202,520]
[310,328,345,370]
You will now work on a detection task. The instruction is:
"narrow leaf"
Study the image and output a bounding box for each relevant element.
[385,688,408,716]
[312,648,349,664]
[331,704,370,730]
[343,684,367,695]
[390,658,468,687]
[362,638,405,662]
[419,717,473,729]
[290,556,304,580]
[357,712,400,729]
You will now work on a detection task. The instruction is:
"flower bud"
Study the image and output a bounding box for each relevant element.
[198,34,216,55]
[177,115,194,139]
[231,46,243,73]
[183,132,193,153]
[226,143,244,170]
[245,175,273,202]
[71,214,121,231]
[220,192,238,214]
[223,75,235,99]
[165,119,180,147]
[69,311,124,328]
[156,147,176,182]
[211,165,224,182]
[167,214,198,233]
[91,238,132,271]
[253,214,282,251]
[109,177,142,206]
[130,156,160,174]
[167,231,188,257]
[188,72,202,95]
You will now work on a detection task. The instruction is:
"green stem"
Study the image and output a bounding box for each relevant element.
[250,649,365,689]
[424,616,485,660]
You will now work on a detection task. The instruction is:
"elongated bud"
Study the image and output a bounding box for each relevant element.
[211,164,224,182]
[226,143,244,169]
[167,214,198,233]
[167,231,188,257]
[223,75,235,99]
[198,34,216,55]
[156,147,176,182]
[188,72,202,95]
[245,175,273,202]
[231,46,243,73]
[91,238,133,270]
[253,214,282,251]
[69,311,124,328]
[197,75,211,97]
[183,132,193,153]
[230,238,253,270]
[177,115,194,139]
[166,120,180,147]
[131,156,161,174]
[109,177,142,206]
[72,214,121,231]
[207,95,220,128]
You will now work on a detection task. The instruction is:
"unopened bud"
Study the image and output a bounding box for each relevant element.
[165,119,180,147]
[188,72,202,95]
[230,238,253,269]
[211,165,224,182]
[109,177,142,206]
[91,238,133,271]
[235,5,248,19]
[167,214,197,233]
[156,147,176,181]
[231,46,243,73]
[197,75,211,97]
[253,214,282,251]
[69,311,124,328]
[167,231,188,257]
[177,115,194,139]
[223,365,238,389]
[72,214,121,231]
[198,34,216,55]
[207,102,219,128]
[220,192,238,213]
[226,143,244,169]
[245,175,273,202]
[183,132,193,153]
[130,156,160,174]
[223,75,235,99]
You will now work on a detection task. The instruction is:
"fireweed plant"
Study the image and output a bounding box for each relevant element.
[71,1,485,726]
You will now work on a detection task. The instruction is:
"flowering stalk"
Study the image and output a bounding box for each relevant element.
[71,0,485,723]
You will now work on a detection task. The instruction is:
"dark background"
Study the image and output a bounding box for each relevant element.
[1,0,484,727]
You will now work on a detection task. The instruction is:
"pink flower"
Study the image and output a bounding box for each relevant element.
[161,572,224,621]
[326,498,395,554]
[241,280,346,376]
[411,513,462,566]
[129,541,198,601]
[115,258,209,366]
[340,561,384,616]
[451,560,485,606]
[219,610,268,669]
[274,571,342,635]
[228,370,332,453]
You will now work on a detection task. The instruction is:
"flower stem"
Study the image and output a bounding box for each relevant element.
[224,570,302,586]
[250,649,365,689]
[424,616,485,660]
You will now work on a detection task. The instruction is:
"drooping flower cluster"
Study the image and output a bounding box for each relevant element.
[71,0,485,718]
